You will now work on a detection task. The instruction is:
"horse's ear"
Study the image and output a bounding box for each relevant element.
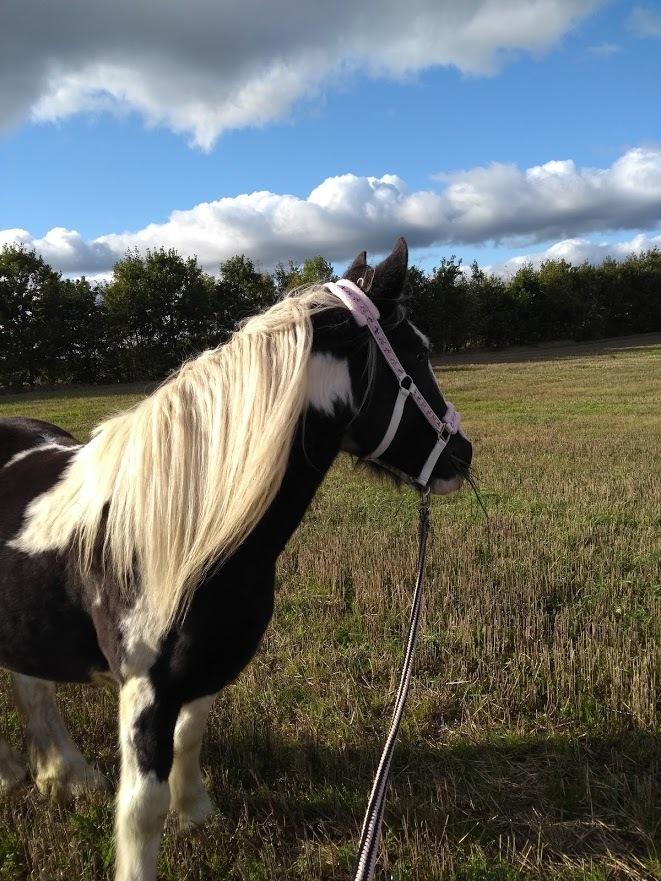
[372,237,408,300]
[342,250,368,284]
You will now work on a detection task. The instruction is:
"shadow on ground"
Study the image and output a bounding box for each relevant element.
[0,680,658,878]
[199,719,659,871]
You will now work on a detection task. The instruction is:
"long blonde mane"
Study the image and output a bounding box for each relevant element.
[15,285,346,635]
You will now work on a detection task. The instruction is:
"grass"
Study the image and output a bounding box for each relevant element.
[0,335,659,880]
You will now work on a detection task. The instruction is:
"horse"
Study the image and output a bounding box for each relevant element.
[0,238,472,881]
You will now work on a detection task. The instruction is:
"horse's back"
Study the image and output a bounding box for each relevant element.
[0,417,81,543]
[0,417,79,469]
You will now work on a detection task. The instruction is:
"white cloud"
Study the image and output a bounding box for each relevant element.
[488,231,661,276]
[587,42,620,56]
[0,0,602,148]
[627,5,661,38]
[2,147,661,276]
[0,227,117,276]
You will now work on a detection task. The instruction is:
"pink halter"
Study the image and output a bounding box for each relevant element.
[325,278,461,487]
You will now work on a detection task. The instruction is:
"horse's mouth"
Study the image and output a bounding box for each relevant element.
[429,475,464,495]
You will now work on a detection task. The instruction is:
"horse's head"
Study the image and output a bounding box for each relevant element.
[310,237,472,495]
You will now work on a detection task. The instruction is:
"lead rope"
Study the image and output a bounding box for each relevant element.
[353,487,432,881]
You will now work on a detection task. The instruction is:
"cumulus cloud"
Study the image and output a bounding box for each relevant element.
[2,147,661,276]
[0,227,117,276]
[0,0,601,148]
[488,231,661,276]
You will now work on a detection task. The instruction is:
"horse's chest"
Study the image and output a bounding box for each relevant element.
[160,568,276,701]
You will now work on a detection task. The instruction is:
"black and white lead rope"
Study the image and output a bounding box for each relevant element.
[353,487,432,881]
[321,277,459,879]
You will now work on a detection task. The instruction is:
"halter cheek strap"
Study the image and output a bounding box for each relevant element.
[325,279,461,487]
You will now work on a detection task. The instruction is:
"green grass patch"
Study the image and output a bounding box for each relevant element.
[0,335,659,880]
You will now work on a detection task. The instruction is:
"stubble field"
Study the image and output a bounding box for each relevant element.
[0,334,659,881]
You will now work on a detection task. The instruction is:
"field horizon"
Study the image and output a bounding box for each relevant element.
[0,333,659,881]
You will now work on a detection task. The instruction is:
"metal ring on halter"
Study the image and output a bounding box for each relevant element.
[357,266,375,292]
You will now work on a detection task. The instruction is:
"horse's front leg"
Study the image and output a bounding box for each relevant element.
[115,676,179,881]
[169,693,216,828]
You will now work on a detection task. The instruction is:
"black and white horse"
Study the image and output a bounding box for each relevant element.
[0,239,472,881]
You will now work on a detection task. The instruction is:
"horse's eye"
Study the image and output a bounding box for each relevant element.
[416,350,427,361]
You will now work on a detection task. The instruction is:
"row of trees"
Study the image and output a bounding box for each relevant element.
[1,244,659,388]
[407,252,661,351]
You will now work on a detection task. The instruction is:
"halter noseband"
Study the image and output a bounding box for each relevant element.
[325,278,461,488]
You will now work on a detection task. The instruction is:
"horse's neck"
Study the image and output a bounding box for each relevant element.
[240,411,343,562]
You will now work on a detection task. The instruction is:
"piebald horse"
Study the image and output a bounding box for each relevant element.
[0,239,472,881]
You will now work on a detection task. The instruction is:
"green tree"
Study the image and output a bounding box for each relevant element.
[537,259,579,340]
[273,255,335,294]
[215,255,277,336]
[469,263,520,348]
[600,250,661,336]
[408,257,472,352]
[568,261,606,340]
[404,265,432,335]
[40,276,104,383]
[0,245,62,387]
[507,263,544,342]
[104,248,215,381]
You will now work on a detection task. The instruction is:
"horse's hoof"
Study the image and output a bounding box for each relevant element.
[36,760,109,802]
[174,787,216,829]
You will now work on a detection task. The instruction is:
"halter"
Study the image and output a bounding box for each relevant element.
[325,278,461,487]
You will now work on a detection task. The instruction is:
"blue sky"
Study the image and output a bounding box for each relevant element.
[1,0,660,276]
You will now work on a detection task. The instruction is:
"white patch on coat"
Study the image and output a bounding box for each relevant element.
[169,694,216,828]
[115,676,169,881]
[3,442,80,471]
[306,352,354,416]
[119,594,160,678]
[12,673,107,799]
